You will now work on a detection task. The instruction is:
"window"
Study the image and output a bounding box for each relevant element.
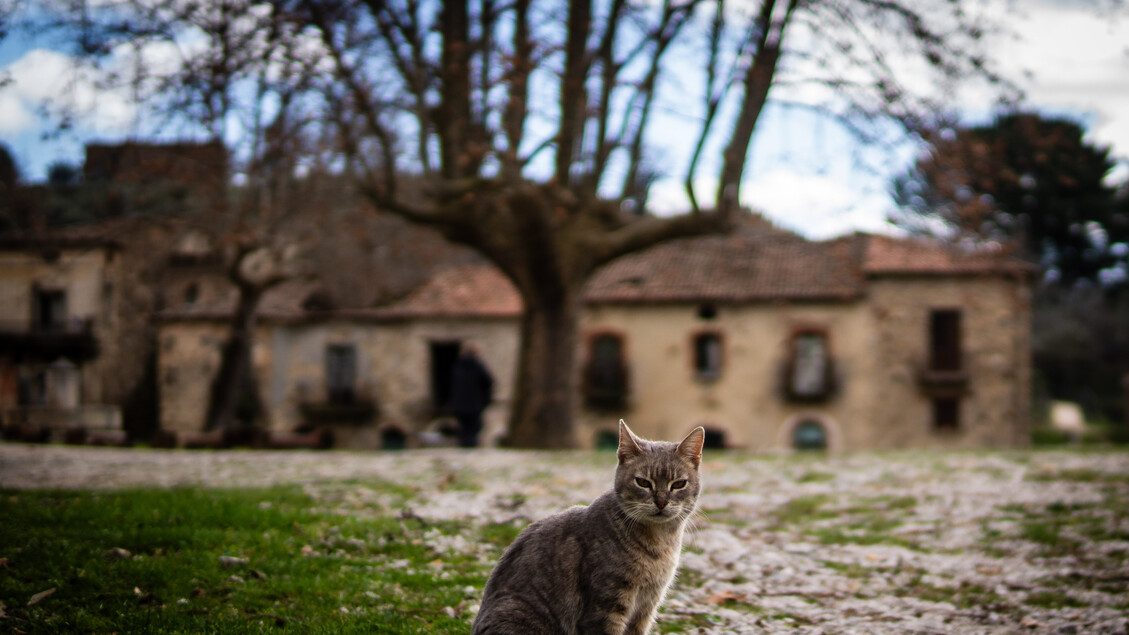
[584,333,628,410]
[326,344,357,405]
[791,333,829,397]
[693,332,722,379]
[184,283,199,306]
[34,288,67,331]
[784,330,834,401]
[929,309,962,371]
[933,397,960,431]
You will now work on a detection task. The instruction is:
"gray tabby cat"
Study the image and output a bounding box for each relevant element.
[472,420,705,635]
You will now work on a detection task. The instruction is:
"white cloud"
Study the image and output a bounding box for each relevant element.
[0,92,35,134]
[647,169,898,240]
[740,169,897,239]
[4,48,138,133]
[986,3,1129,162]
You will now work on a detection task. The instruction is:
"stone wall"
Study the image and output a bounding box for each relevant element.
[576,301,875,450]
[574,273,1031,451]
[156,275,1030,451]
[0,248,111,405]
[157,321,228,436]
[158,316,520,448]
[865,274,1032,449]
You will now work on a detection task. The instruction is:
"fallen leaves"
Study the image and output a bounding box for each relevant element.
[706,590,747,605]
[218,555,248,568]
[27,588,55,607]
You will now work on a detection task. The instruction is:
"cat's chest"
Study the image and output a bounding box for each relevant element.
[619,531,682,583]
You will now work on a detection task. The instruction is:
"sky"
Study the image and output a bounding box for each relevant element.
[2,1,1128,240]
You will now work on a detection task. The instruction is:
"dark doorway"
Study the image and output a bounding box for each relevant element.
[430,340,462,414]
[381,427,408,450]
[702,427,727,449]
[933,397,960,431]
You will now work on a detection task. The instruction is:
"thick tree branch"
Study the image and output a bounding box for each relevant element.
[716,0,797,216]
[438,0,474,179]
[501,0,532,179]
[686,0,728,214]
[556,0,592,186]
[585,210,730,269]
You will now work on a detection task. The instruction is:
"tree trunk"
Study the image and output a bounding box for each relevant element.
[205,286,262,432]
[506,285,583,449]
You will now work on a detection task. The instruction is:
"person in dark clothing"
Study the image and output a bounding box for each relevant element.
[449,342,494,448]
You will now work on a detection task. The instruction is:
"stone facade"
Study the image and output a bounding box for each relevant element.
[157,316,518,449]
[155,219,1033,451]
[0,221,177,441]
[0,238,123,437]
[573,274,1031,451]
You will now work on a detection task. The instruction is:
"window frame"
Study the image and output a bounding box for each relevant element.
[325,343,358,405]
[691,330,724,381]
[783,327,835,402]
[929,309,963,372]
[583,331,630,410]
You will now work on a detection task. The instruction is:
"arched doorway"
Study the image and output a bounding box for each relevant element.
[792,419,828,451]
[780,413,840,452]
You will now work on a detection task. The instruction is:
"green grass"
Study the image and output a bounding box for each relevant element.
[0,487,489,633]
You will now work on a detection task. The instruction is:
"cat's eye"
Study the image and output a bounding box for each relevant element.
[670,480,688,491]
[635,478,652,489]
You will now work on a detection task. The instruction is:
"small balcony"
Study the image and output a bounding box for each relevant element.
[918,367,970,397]
[299,399,378,426]
[0,319,99,361]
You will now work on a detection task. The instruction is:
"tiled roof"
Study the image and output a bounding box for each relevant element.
[366,264,522,318]
[861,234,1033,276]
[584,222,864,303]
[156,215,1032,322]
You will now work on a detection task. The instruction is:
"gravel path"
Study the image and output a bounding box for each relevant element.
[3,443,1128,634]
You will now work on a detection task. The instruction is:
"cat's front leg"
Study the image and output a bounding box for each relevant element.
[622,602,659,635]
[622,581,667,635]
[577,610,631,635]
[623,614,655,635]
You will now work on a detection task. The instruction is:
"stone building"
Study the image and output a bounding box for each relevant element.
[155,216,1033,451]
[0,220,172,441]
[577,221,1032,451]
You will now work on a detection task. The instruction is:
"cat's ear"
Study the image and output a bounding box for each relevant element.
[677,426,706,469]
[617,419,644,464]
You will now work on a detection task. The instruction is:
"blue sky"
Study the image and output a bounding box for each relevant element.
[2,1,1128,240]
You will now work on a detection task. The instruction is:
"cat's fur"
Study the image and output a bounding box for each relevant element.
[472,420,705,635]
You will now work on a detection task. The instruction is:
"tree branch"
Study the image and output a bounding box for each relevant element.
[716,0,798,216]
[501,0,532,180]
[556,0,592,186]
[585,210,730,268]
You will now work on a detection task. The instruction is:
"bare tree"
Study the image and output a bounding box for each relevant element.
[52,0,328,434]
[288,0,1008,447]
[53,0,1009,447]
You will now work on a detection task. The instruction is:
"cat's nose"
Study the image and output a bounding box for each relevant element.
[654,497,668,510]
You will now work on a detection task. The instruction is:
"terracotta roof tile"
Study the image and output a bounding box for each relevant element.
[584,223,864,303]
[862,234,1033,276]
[156,216,1032,323]
[373,264,522,318]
